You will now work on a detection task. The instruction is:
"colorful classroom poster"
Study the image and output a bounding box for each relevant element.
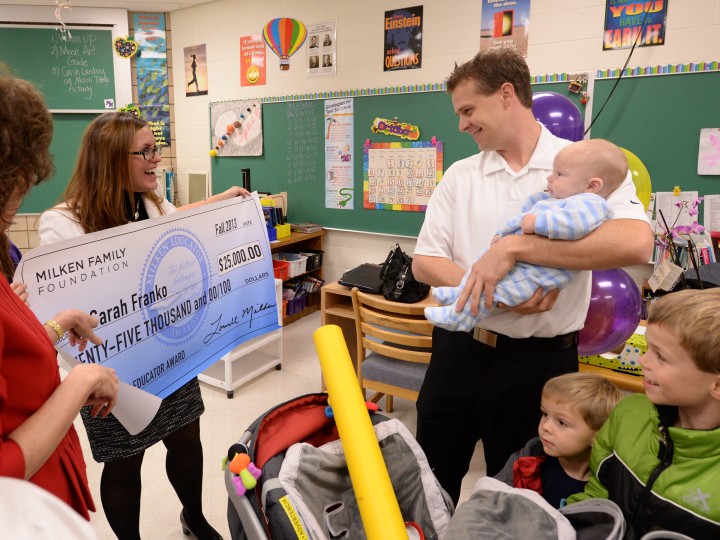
[209,100,263,156]
[383,6,423,71]
[324,98,354,209]
[133,13,171,147]
[240,34,267,87]
[480,0,531,56]
[363,139,443,211]
[307,21,337,77]
[183,44,209,96]
[603,0,668,50]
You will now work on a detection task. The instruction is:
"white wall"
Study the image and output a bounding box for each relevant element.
[169,0,720,282]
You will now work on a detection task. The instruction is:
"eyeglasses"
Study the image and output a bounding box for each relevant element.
[129,145,162,161]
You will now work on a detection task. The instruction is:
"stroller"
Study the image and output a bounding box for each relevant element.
[225,393,453,540]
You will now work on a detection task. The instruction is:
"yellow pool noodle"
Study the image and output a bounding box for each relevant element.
[313,325,408,540]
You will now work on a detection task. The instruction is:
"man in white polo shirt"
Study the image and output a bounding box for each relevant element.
[413,48,652,504]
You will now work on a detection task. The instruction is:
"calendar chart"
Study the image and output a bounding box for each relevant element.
[363,139,443,211]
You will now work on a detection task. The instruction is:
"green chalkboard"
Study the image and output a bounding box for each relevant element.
[20,113,97,214]
[0,26,115,111]
[590,71,720,206]
[211,82,574,236]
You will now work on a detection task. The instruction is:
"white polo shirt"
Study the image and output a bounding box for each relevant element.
[415,125,649,338]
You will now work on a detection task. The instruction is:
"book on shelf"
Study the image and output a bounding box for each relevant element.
[290,222,323,233]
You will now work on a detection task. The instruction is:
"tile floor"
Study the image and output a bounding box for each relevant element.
[76,311,486,539]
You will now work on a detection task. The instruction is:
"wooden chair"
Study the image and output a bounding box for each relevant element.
[351,287,433,412]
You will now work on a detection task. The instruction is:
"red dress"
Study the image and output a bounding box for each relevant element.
[0,278,95,519]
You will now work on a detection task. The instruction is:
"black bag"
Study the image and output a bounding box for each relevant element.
[379,244,430,303]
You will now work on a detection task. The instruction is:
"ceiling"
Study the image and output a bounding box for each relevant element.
[0,0,215,13]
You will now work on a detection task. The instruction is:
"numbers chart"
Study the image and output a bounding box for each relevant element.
[363,139,443,211]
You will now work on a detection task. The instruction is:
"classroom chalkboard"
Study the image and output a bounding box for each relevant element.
[20,113,97,214]
[589,71,720,203]
[210,82,574,236]
[0,26,115,111]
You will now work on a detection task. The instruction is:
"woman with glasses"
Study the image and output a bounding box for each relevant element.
[38,112,247,539]
[0,73,118,522]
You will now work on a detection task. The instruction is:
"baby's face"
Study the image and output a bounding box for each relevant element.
[546,148,590,199]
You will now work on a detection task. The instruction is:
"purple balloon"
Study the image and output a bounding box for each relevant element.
[578,269,642,356]
[531,92,584,142]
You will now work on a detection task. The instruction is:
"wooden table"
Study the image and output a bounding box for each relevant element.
[579,363,643,393]
[320,280,644,393]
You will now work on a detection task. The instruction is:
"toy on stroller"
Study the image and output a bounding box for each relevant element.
[225,393,453,540]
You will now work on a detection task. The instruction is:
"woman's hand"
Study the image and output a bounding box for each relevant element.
[212,186,251,202]
[10,281,29,305]
[51,309,103,352]
[68,364,119,417]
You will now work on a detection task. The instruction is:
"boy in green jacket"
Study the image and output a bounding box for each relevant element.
[568,288,720,538]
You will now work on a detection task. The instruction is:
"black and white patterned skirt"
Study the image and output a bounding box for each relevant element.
[80,377,205,463]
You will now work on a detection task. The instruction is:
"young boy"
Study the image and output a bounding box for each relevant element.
[494,372,622,508]
[568,288,720,538]
[425,138,628,332]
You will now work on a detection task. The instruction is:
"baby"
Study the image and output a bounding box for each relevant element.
[425,138,628,332]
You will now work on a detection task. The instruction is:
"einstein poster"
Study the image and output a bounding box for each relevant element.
[383,6,423,71]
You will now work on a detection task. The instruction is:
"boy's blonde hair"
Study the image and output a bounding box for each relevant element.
[648,288,720,374]
[542,372,622,431]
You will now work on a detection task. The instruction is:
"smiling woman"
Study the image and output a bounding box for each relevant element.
[35,111,238,539]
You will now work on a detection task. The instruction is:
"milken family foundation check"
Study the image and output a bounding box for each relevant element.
[16,195,279,400]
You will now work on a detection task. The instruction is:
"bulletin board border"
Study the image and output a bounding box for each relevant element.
[208,61,720,108]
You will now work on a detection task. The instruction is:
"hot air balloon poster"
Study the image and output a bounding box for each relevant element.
[263,17,307,71]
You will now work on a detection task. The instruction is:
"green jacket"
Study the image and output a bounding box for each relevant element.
[568,393,720,538]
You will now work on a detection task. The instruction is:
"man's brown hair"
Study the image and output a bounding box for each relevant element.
[446,48,533,108]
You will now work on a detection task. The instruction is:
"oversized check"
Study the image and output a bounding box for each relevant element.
[15,195,279,400]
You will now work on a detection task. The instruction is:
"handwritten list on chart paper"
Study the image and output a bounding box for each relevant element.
[286,101,322,184]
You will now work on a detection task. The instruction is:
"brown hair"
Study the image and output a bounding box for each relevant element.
[542,372,622,431]
[0,71,55,226]
[446,48,533,108]
[61,112,163,233]
[648,288,720,374]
